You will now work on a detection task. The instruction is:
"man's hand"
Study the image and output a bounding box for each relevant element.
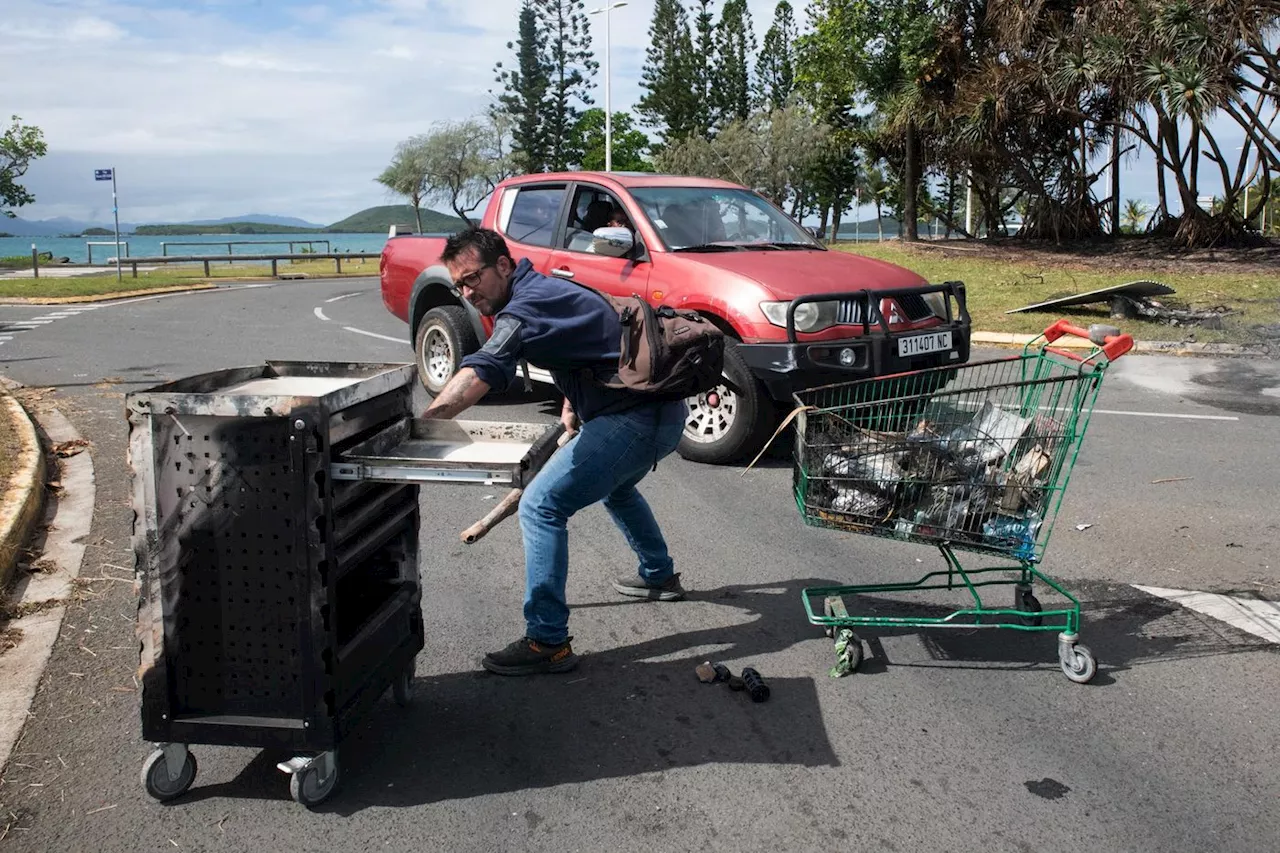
[423,368,490,420]
[560,397,579,436]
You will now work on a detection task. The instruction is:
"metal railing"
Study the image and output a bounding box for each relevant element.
[87,241,130,264]
[111,252,379,278]
[159,239,332,256]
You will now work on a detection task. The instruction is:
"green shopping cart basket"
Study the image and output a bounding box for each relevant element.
[792,320,1133,684]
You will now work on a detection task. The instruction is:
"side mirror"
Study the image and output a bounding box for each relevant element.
[590,226,634,258]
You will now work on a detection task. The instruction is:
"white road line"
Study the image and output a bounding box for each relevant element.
[9,320,51,326]
[314,306,330,322]
[342,326,410,345]
[1091,408,1238,421]
[1134,585,1280,645]
[326,292,362,303]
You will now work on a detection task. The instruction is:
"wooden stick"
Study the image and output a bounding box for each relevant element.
[460,487,524,544]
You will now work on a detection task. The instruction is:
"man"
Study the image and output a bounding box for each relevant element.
[424,228,687,676]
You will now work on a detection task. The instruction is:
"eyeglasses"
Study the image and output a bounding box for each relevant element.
[454,264,494,291]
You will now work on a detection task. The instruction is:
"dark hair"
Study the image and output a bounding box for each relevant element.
[441,227,513,266]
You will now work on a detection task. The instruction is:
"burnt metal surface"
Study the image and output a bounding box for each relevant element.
[128,361,424,754]
[126,360,415,419]
[333,418,563,487]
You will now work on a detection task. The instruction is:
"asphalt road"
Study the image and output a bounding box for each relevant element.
[0,279,1277,853]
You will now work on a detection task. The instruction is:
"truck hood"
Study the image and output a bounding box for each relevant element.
[677,247,927,300]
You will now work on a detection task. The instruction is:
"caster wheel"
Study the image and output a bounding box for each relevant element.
[142,747,197,802]
[290,757,340,808]
[1016,588,1043,627]
[1060,644,1097,684]
[393,667,413,707]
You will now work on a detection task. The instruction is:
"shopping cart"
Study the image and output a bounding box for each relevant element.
[792,320,1133,684]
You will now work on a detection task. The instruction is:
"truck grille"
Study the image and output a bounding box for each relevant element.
[835,293,935,325]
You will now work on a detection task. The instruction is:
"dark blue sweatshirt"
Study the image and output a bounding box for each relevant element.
[460,259,644,422]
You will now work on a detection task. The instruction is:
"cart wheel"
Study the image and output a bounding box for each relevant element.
[290,757,340,808]
[1016,589,1043,627]
[1060,644,1097,684]
[393,666,413,707]
[142,747,197,802]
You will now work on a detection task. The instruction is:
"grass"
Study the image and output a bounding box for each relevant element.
[0,255,36,270]
[0,256,378,300]
[835,240,1280,344]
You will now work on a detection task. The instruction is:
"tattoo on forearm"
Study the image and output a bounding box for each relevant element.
[426,371,476,419]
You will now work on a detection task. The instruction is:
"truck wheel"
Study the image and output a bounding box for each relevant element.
[415,306,479,396]
[678,341,775,465]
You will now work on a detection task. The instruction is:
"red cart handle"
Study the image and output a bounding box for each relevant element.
[1042,319,1134,362]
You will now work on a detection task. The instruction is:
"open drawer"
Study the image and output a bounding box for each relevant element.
[331,418,564,487]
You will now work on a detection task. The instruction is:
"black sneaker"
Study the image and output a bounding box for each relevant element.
[613,572,686,601]
[482,636,579,676]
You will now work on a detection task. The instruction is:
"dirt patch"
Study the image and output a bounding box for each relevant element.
[905,235,1280,278]
[0,395,21,501]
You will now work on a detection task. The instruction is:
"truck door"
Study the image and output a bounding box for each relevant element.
[545,183,651,300]
[494,183,570,276]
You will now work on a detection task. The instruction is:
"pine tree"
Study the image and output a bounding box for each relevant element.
[711,0,756,129]
[691,0,716,137]
[637,0,699,145]
[756,1,797,111]
[537,0,598,171]
[493,1,550,173]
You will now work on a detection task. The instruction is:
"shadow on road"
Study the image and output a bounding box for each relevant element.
[171,581,1276,812]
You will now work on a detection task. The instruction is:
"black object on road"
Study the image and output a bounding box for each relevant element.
[741,667,771,703]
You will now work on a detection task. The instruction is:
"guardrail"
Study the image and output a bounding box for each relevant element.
[159,239,333,256]
[87,241,130,264]
[112,252,380,278]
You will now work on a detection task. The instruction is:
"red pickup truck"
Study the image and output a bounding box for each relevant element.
[380,171,970,464]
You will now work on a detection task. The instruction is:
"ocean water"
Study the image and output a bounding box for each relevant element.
[0,232,392,264]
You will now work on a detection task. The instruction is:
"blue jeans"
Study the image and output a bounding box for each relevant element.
[518,400,686,645]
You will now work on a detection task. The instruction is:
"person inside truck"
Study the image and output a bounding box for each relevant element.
[421,227,687,676]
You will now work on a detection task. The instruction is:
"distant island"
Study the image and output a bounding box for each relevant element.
[8,205,474,238]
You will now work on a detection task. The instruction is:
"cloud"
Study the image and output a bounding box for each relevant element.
[68,16,129,41]
[375,45,417,61]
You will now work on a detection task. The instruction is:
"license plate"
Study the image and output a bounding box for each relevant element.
[898,331,952,357]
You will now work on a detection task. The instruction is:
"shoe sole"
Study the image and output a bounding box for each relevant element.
[481,654,580,676]
[612,583,685,602]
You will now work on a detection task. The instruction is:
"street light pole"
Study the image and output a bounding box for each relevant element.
[590,2,627,173]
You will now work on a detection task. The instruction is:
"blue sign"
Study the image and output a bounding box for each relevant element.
[95,169,113,181]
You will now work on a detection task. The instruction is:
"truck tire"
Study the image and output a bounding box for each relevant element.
[678,341,775,465]
[415,306,480,396]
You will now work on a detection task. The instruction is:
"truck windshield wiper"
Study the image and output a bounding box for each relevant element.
[672,243,748,253]
[753,241,825,251]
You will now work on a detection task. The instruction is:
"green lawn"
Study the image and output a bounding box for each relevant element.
[835,240,1280,344]
[0,257,378,300]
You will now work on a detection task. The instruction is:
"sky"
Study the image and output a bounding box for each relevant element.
[2,0,1250,227]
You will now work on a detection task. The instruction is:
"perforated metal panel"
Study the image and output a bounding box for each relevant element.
[150,416,310,717]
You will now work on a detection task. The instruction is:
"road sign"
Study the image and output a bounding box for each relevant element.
[95,169,114,181]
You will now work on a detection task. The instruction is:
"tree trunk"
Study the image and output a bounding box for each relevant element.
[875,201,883,241]
[818,205,830,242]
[1110,131,1121,236]
[903,120,919,241]
[831,208,843,243]
[1155,121,1169,220]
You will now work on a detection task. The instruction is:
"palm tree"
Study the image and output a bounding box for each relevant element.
[1121,199,1151,233]
[862,165,890,241]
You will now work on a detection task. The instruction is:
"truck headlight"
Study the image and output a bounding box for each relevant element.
[922,292,948,319]
[760,301,838,333]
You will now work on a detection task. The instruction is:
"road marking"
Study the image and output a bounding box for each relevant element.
[342,326,410,345]
[326,292,362,303]
[314,306,330,322]
[1134,585,1280,645]
[1091,408,1238,421]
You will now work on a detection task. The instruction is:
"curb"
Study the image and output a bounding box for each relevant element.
[0,382,46,588]
[971,331,1263,357]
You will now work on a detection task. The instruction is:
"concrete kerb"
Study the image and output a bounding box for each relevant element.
[0,379,46,589]
[970,330,1265,357]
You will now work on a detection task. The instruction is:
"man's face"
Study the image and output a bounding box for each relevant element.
[446,248,513,316]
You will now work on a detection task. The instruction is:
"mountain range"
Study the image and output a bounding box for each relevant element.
[2,207,461,236]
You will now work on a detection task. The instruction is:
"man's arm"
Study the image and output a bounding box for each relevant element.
[423,367,490,420]
[560,396,579,434]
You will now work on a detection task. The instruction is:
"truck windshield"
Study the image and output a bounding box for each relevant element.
[629,187,823,252]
